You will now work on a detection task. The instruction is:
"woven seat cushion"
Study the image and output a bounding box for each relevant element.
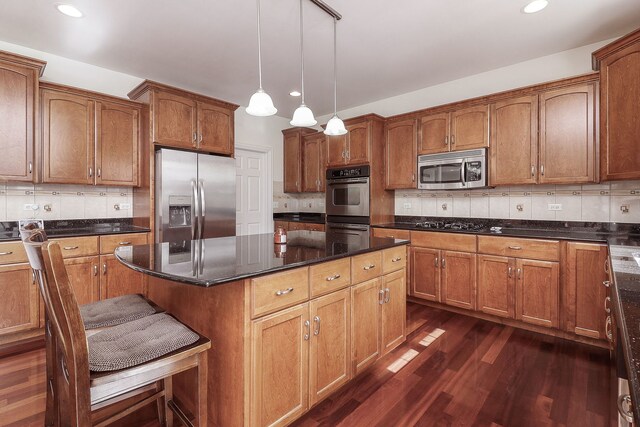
[80,294,157,330]
[88,313,200,372]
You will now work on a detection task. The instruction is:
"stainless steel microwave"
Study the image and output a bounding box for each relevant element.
[417,148,487,190]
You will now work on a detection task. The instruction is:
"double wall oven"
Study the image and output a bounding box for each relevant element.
[325,165,370,242]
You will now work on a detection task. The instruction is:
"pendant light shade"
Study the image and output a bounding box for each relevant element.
[246,0,277,117]
[324,17,346,135]
[290,0,317,127]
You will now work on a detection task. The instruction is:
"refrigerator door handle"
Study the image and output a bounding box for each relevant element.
[198,179,206,240]
[191,180,199,240]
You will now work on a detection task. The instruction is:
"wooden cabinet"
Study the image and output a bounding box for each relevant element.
[64,256,100,305]
[0,51,44,182]
[593,29,640,180]
[564,242,608,339]
[302,132,326,192]
[41,83,142,187]
[477,255,514,319]
[350,278,381,375]
[539,84,596,184]
[0,263,38,335]
[273,221,325,232]
[489,95,538,186]
[515,259,559,328]
[283,128,315,193]
[441,251,476,311]
[418,105,488,155]
[309,289,351,405]
[411,247,440,302]
[326,118,375,166]
[128,80,238,156]
[326,134,347,167]
[100,254,146,299]
[385,119,417,189]
[251,303,310,427]
[381,270,406,355]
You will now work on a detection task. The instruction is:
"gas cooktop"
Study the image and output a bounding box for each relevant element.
[414,221,486,232]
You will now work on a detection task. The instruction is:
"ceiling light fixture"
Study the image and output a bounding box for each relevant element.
[55,3,83,18]
[290,0,317,127]
[324,17,347,136]
[246,0,277,116]
[523,0,549,14]
[289,91,301,97]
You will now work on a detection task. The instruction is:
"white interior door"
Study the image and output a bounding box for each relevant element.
[235,146,271,236]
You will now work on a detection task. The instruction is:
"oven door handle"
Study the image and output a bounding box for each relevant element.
[327,178,369,185]
[328,224,369,232]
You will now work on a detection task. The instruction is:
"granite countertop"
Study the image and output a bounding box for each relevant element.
[0,218,150,242]
[273,212,325,224]
[115,230,408,287]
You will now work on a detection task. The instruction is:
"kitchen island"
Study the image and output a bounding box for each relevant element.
[116,231,409,427]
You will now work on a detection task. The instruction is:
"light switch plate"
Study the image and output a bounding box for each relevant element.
[272,201,279,209]
[119,203,131,210]
[548,204,562,211]
[403,202,412,209]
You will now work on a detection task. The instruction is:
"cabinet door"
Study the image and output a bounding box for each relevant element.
[418,112,449,154]
[450,104,489,151]
[539,84,596,184]
[489,95,538,185]
[381,269,406,355]
[0,62,36,182]
[309,289,350,406]
[42,89,95,184]
[411,247,440,302]
[64,256,100,306]
[600,43,640,181]
[0,264,38,335]
[441,251,476,310]
[515,259,559,328]
[152,91,197,149]
[351,278,381,375]
[385,119,417,189]
[346,122,369,165]
[477,255,515,319]
[197,101,233,155]
[302,134,324,192]
[95,101,139,186]
[274,220,289,231]
[284,132,302,193]
[565,243,608,339]
[326,134,347,167]
[100,254,146,299]
[251,303,309,427]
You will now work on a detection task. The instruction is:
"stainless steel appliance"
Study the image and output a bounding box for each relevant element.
[326,165,371,241]
[418,148,487,190]
[156,148,236,243]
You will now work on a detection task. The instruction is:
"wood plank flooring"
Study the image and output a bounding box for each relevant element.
[0,303,611,426]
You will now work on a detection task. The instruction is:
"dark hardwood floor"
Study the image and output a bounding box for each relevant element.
[0,303,611,427]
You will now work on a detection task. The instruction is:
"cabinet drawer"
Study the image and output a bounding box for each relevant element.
[0,242,28,265]
[53,236,99,259]
[382,246,407,273]
[309,258,351,297]
[477,236,559,261]
[251,267,309,318]
[410,231,476,252]
[304,223,325,232]
[351,251,383,284]
[372,228,411,240]
[100,233,149,255]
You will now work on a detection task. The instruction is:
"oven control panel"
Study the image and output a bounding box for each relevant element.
[327,165,370,179]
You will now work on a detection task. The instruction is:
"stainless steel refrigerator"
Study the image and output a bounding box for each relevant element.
[155,148,236,243]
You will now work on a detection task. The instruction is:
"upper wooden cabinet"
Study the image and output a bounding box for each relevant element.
[301,131,327,193]
[128,80,238,156]
[489,95,538,186]
[385,119,417,189]
[41,83,142,186]
[593,28,640,181]
[539,83,596,184]
[0,51,45,183]
[326,115,384,167]
[418,105,488,155]
[282,127,315,193]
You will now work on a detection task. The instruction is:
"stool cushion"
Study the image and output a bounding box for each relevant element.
[88,313,200,372]
[80,294,157,330]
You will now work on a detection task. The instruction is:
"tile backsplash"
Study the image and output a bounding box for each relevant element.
[1,183,134,221]
[395,181,640,223]
[272,181,325,213]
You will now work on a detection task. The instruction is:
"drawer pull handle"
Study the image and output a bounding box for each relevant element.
[326,274,341,281]
[379,289,385,305]
[63,246,79,250]
[313,316,321,336]
[118,241,132,245]
[384,288,391,304]
[275,287,294,296]
[391,257,402,262]
[605,296,611,314]
[304,320,310,341]
[0,251,13,256]
[603,280,611,288]
[508,246,522,250]
[363,264,376,270]
[606,316,613,342]
[618,394,634,423]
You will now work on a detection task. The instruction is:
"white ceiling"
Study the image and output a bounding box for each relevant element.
[1,0,639,117]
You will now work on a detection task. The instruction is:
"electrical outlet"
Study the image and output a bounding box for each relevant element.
[548,203,562,211]
[272,201,279,209]
[403,202,412,209]
[23,204,39,211]
[119,203,131,210]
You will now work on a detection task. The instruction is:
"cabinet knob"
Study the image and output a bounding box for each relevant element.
[531,165,535,177]
[28,161,32,174]
[540,165,545,176]
[444,136,449,146]
[89,167,93,178]
[97,168,101,178]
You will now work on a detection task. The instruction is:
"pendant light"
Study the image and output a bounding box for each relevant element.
[290,0,317,127]
[324,17,347,136]
[246,0,277,116]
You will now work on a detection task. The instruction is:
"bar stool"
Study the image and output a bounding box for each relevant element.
[24,231,210,426]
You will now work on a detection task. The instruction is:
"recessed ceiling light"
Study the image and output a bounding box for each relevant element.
[289,91,301,97]
[56,4,83,18]
[523,0,548,14]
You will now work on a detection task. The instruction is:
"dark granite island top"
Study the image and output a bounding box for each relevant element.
[115,230,409,287]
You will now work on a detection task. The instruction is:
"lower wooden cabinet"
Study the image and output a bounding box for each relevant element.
[411,247,440,301]
[64,256,100,305]
[441,251,476,310]
[351,278,381,375]
[381,269,406,355]
[100,254,146,299]
[477,255,515,319]
[273,220,326,232]
[0,263,38,336]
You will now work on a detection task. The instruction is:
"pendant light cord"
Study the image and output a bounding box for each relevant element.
[333,17,337,115]
[299,0,305,105]
[256,0,263,89]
